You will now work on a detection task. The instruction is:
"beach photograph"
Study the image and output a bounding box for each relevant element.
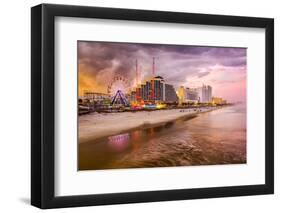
[78,41,247,171]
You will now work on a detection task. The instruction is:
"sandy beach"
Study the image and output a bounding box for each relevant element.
[79,107,221,143]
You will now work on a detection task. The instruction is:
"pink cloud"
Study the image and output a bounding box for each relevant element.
[185,64,246,102]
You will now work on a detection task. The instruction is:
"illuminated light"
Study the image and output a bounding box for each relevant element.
[156,103,166,109]
[107,133,130,152]
[131,105,142,110]
[144,104,157,109]
[130,101,145,110]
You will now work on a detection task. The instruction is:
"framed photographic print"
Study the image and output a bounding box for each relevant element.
[31,4,274,209]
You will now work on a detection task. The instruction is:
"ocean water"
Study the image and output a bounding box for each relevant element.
[79,104,246,170]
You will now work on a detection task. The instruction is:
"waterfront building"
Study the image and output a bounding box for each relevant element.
[164,83,178,103]
[212,97,227,105]
[80,91,112,112]
[141,83,147,100]
[177,86,186,104]
[207,85,212,102]
[196,85,212,103]
[144,81,152,100]
[128,90,136,102]
[152,76,165,101]
[83,91,111,102]
[186,88,199,103]
[177,86,198,104]
[136,85,142,102]
[129,75,177,103]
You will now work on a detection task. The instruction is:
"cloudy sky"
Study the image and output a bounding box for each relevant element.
[78,41,246,102]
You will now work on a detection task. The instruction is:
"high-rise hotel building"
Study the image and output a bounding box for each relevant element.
[196,85,212,103]
[177,86,199,104]
[177,85,212,104]
[129,76,178,103]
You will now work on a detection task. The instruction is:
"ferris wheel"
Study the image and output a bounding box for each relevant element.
[107,75,130,96]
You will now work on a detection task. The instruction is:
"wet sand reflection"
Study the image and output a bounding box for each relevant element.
[79,104,246,170]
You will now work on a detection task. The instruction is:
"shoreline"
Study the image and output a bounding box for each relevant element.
[79,106,224,144]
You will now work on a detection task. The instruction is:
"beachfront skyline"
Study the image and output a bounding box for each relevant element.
[78,41,246,102]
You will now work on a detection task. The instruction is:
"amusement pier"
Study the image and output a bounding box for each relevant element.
[79,58,229,115]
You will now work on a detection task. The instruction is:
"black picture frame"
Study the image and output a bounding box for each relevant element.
[31,3,274,209]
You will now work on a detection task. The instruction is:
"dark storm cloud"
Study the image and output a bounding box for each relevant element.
[78,41,246,90]
[221,57,246,67]
[78,41,144,83]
